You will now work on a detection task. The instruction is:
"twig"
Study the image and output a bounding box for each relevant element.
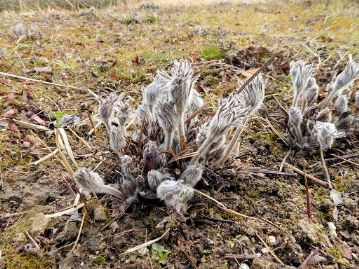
[70,210,86,253]
[304,172,313,221]
[25,231,40,251]
[194,189,280,229]
[121,228,171,255]
[0,71,99,99]
[234,49,282,95]
[279,149,291,172]
[330,153,359,167]
[68,127,92,149]
[256,233,285,265]
[45,202,84,218]
[12,119,50,131]
[32,149,59,165]
[225,254,260,260]
[185,104,207,124]
[320,148,332,189]
[283,162,328,187]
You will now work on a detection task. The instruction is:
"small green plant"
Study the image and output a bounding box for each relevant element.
[151,243,170,265]
[53,111,65,126]
[200,46,225,60]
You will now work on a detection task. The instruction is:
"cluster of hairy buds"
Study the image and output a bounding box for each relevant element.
[137,60,201,151]
[77,60,265,215]
[288,56,359,150]
[191,75,265,165]
[11,23,41,40]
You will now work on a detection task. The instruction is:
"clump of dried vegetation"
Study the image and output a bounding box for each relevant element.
[75,60,265,217]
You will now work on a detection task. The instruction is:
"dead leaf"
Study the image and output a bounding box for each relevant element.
[7,123,20,133]
[29,213,49,232]
[30,66,53,74]
[1,109,17,118]
[330,189,343,206]
[241,68,259,78]
[342,242,352,260]
[31,114,46,125]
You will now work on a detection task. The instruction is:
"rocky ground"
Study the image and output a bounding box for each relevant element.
[0,1,358,268]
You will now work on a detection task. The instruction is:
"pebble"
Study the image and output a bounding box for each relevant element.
[267,235,277,246]
[239,263,250,269]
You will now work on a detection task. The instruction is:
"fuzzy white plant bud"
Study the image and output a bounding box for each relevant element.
[179,165,203,187]
[156,101,179,150]
[147,170,173,191]
[313,122,345,150]
[74,168,122,198]
[156,180,194,213]
[334,95,349,115]
[354,92,359,108]
[290,61,315,107]
[98,93,118,130]
[109,124,127,154]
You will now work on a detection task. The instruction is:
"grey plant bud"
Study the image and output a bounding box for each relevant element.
[156,180,194,213]
[179,165,203,187]
[354,92,359,108]
[334,95,348,115]
[119,155,135,178]
[156,102,179,131]
[12,23,26,38]
[147,170,173,191]
[313,121,345,150]
[333,56,359,93]
[289,106,303,127]
[98,93,118,125]
[109,124,127,154]
[304,78,319,108]
[74,168,122,198]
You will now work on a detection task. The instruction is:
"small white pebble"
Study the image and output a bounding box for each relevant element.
[239,263,250,269]
[267,235,277,246]
[261,247,270,254]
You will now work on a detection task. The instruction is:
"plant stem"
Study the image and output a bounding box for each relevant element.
[320,148,333,189]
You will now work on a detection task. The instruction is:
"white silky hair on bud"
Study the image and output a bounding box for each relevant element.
[313,121,345,150]
[156,180,194,213]
[332,55,359,93]
[179,165,203,187]
[334,95,349,115]
[74,168,122,199]
[109,124,127,154]
[98,93,118,126]
[289,60,315,107]
[355,92,359,108]
[288,106,304,147]
[304,78,319,109]
[156,101,179,150]
[147,170,173,191]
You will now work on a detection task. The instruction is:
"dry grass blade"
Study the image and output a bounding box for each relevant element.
[55,129,75,176]
[256,233,285,265]
[58,127,79,169]
[45,202,84,218]
[284,162,328,187]
[234,49,282,95]
[121,228,171,255]
[0,71,99,99]
[32,149,59,166]
[70,210,86,253]
[194,189,281,229]
[12,119,51,131]
[68,127,92,149]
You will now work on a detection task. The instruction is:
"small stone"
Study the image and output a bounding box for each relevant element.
[110,221,120,232]
[239,263,250,269]
[94,204,108,221]
[261,247,270,254]
[267,235,277,246]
